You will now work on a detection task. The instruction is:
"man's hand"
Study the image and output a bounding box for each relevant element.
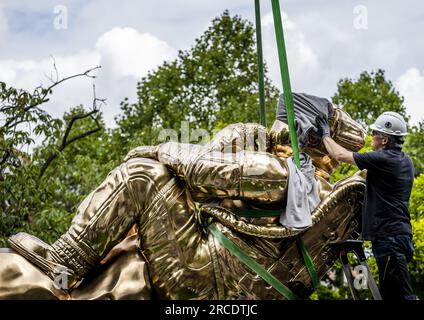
[314,114,356,165]
[315,114,331,139]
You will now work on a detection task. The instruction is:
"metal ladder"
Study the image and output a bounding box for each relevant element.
[328,240,382,300]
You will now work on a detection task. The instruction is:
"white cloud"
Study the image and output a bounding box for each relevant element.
[96,27,176,78]
[0,50,101,119]
[0,27,176,127]
[396,68,424,125]
[0,5,8,38]
[261,11,319,90]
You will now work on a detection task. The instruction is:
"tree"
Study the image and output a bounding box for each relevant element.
[410,174,424,221]
[410,218,424,298]
[404,121,424,176]
[332,69,408,126]
[115,10,278,154]
[332,70,423,176]
[26,106,115,244]
[0,68,106,246]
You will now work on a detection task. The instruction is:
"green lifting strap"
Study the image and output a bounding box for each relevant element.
[270,0,319,289]
[208,224,299,300]
[271,0,300,168]
[255,0,266,127]
[296,238,319,289]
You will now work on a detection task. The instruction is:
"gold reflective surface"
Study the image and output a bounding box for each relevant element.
[0,118,366,300]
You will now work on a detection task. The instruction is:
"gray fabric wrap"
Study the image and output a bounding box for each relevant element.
[276,92,334,148]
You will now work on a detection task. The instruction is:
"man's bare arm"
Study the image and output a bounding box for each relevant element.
[323,137,356,165]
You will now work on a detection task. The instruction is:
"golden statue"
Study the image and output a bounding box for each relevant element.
[0,108,366,300]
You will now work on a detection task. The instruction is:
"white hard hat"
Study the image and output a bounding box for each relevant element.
[369,111,408,136]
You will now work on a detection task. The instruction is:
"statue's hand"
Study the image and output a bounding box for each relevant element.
[273,144,293,159]
[269,119,291,155]
[207,123,270,153]
[124,145,160,162]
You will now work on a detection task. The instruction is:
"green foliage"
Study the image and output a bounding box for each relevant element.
[0,79,108,246]
[116,10,278,154]
[404,121,424,176]
[332,69,408,126]
[410,218,424,298]
[410,174,424,220]
[1,81,58,246]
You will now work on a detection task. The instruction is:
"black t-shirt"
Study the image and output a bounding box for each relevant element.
[353,147,414,241]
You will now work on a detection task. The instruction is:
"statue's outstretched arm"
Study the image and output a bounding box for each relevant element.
[153,142,289,205]
[123,122,287,205]
[124,122,271,161]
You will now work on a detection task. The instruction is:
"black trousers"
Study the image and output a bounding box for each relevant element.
[372,235,417,300]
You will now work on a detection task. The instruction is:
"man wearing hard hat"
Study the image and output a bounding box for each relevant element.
[316,111,417,300]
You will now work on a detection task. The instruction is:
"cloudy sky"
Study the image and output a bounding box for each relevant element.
[0,0,423,128]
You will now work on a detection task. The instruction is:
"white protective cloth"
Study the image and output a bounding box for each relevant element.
[279,152,320,230]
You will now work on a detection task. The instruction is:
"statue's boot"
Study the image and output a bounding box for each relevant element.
[8,157,171,290]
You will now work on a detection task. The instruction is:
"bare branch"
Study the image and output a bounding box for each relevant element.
[9,118,32,131]
[43,56,59,84]
[39,108,102,178]
[1,103,20,112]
[62,127,101,147]
[4,66,102,129]
[60,109,99,150]
[0,150,10,166]
[92,83,107,111]
[52,56,59,83]
[1,64,105,176]
[39,125,101,178]
[45,66,101,94]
